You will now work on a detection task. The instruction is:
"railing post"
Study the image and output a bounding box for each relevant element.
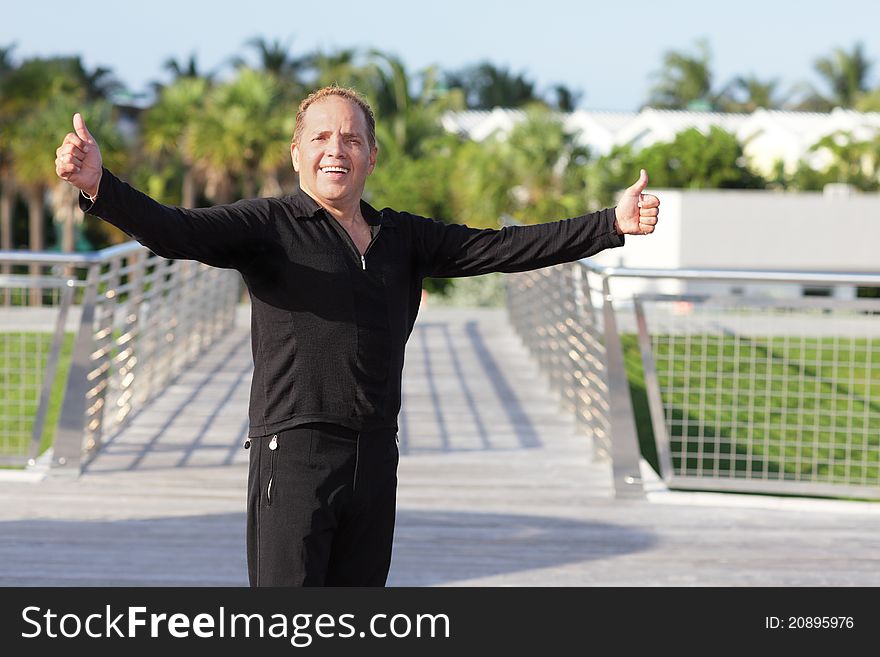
[28,279,75,464]
[601,275,645,499]
[51,263,100,475]
[634,297,674,482]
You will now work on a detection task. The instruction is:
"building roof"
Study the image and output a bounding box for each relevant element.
[442,106,880,164]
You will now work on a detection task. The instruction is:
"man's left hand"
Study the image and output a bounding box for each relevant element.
[614,169,659,236]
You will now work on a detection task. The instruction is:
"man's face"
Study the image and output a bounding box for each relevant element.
[292,96,377,213]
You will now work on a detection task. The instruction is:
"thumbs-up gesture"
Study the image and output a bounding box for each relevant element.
[55,113,103,199]
[614,169,659,236]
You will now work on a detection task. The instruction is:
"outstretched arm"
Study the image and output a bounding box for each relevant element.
[413,170,660,279]
[56,114,271,270]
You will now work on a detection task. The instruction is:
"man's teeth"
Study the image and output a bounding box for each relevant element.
[321,166,349,173]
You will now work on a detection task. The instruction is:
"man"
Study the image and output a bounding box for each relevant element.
[56,86,659,587]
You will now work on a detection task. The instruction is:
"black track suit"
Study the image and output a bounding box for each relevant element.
[81,168,625,585]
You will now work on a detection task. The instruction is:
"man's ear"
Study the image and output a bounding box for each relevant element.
[291,142,300,173]
[367,144,378,175]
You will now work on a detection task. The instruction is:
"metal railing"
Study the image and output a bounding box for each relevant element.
[0,243,241,474]
[504,246,880,500]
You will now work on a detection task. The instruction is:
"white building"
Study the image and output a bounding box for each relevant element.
[589,186,880,301]
[442,107,880,177]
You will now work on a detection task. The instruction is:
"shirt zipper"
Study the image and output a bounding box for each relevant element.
[328,213,381,270]
[361,229,380,270]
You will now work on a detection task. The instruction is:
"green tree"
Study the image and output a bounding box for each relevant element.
[141,76,211,207]
[549,83,582,112]
[804,131,879,190]
[719,74,789,112]
[190,67,293,202]
[0,56,126,262]
[447,107,589,228]
[0,44,18,257]
[162,52,212,81]
[12,98,124,254]
[366,133,460,220]
[444,62,540,109]
[588,127,765,205]
[364,51,465,220]
[0,43,14,75]
[798,42,873,110]
[855,87,880,111]
[646,39,716,110]
[312,48,364,90]
[234,36,312,92]
[362,51,463,158]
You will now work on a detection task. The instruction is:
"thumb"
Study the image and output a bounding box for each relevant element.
[73,113,94,143]
[628,168,648,195]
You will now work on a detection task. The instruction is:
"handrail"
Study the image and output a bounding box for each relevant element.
[577,262,880,286]
[0,242,145,266]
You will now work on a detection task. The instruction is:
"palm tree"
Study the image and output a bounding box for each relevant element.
[190,68,292,202]
[1,55,125,277]
[142,76,211,207]
[0,44,17,286]
[549,84,582,112]
[718,75,789,112]
[150,52,215,98]
[646,39,715,110]
[68,57,124,99]
[163,52,211,81]
[798,42,873,110]
[499,108,590,220]
[363,51,464,159]
[1,56,86,280]
[0,43,14,75]
[234,36,312,89]
[313,48,363,89]
[0,44,17,260]
[10,98,78,296]
[444,61,540,109]
[447,108,588,228]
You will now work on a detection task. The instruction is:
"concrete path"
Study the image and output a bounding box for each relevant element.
[0,305,878,586]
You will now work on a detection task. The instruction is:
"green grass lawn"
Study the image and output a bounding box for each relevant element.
[622,334,880,486]
[0,332,74,466]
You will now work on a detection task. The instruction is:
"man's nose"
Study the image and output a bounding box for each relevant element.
[326,133,346,155]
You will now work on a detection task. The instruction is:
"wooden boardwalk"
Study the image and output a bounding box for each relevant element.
[1,305,878,586]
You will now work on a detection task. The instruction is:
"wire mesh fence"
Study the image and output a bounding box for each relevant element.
[0,275,73,467]
[634,295,880,498]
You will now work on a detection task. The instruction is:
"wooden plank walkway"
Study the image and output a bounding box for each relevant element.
[0,305,878,586]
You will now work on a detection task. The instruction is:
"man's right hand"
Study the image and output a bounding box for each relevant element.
[56,113,103,199]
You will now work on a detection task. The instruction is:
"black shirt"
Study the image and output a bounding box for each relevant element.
[82,169,624,437]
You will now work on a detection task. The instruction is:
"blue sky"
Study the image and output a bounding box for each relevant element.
[5,0,878,111]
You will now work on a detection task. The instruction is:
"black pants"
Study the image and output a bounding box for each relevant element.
[246,422,399,586]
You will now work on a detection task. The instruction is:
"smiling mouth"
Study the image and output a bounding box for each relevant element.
[320,166,350,174]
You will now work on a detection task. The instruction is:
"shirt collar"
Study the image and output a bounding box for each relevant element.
[291,187,394,227]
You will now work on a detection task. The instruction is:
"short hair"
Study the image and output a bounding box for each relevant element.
[293,86,376,149]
